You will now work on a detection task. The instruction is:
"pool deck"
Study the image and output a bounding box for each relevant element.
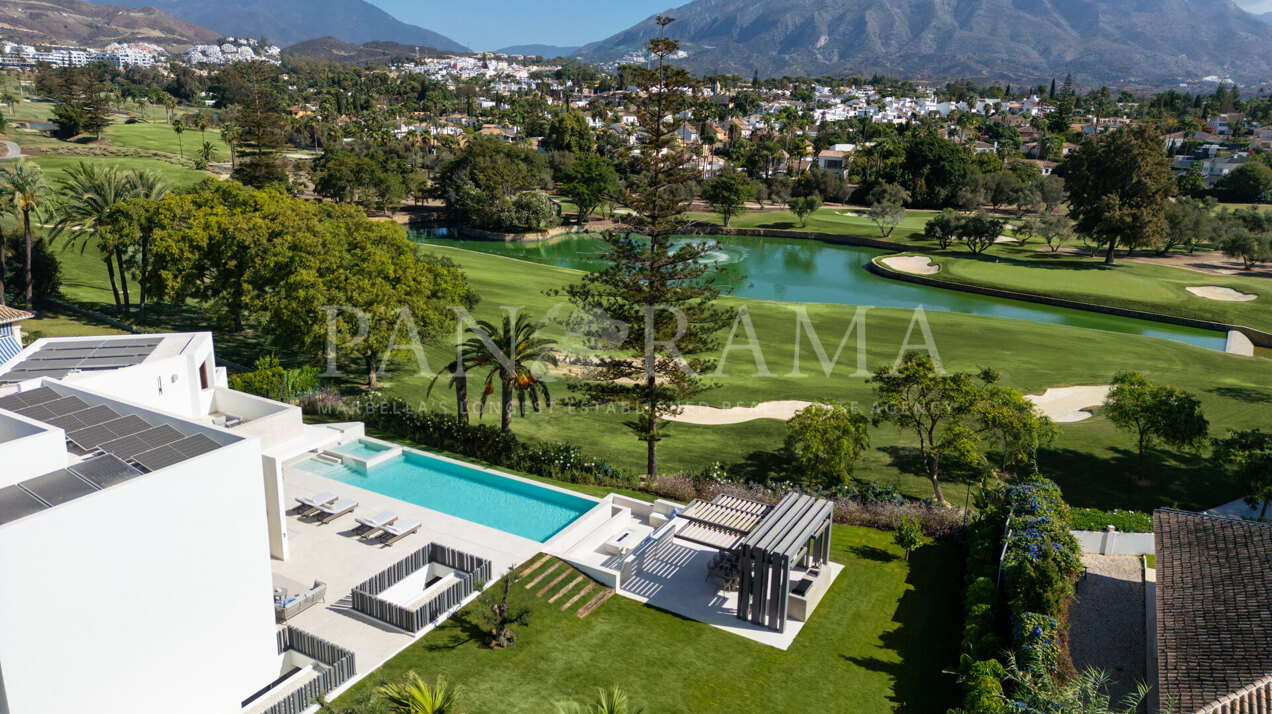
[272,465,549,700]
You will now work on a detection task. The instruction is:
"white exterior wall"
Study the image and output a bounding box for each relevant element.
[0,413,67,486]
[0,439,278,714]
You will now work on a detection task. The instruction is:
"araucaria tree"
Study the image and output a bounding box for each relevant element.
[223,62,288,187]
[560,17,733,478]
[1061,125,1174,265]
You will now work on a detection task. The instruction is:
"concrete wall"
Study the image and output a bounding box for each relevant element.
[0,439,279,714]
[212,388,303,450]
[0,412,66,486]
[1072,528,1156,555]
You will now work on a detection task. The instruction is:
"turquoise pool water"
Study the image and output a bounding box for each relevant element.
[294,451,595,542]
[330,439,390,460]
[411,231,1227,350]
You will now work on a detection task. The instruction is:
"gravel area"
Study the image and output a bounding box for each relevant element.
[1068,554,1146,705]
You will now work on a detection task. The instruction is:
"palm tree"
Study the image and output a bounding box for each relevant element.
[555,688,645,714]
[377,673,461,714]
[161,95,176,123]
[222,123,243,169]
[196,140,216,167]
[193,112,208,141]
[0,162,51,306]
[171,118,185,159]
[52,162,142,314]
[128,170,169,318]
[427,346,477,425]
[136,96,149,122]
[0,91,17,116]
[464,312,558,432]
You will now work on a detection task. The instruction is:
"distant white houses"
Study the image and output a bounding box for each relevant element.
[185,38,282,66]
[0,39,165,69]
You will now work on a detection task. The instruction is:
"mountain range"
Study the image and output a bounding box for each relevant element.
[1,0,216,49]
[496,44,580,57]
[106,0,465,51]
[575,0,1272,86]
[284,37,460,65]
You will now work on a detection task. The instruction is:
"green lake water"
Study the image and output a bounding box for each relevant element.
[411,230,1228,351]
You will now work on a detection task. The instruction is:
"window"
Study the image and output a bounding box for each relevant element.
[199,361,211,390]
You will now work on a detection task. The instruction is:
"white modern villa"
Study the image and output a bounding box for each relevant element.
[0,331,839,714]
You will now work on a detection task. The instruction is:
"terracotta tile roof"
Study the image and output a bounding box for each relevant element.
[0,305,33,324]
[1155,508,1272,712]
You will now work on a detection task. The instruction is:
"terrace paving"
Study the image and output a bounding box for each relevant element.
[272,464,548,699]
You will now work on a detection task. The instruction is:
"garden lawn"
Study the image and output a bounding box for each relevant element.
[377,245,1272,512]
[909,248,1272,333]
[333,525,962,714]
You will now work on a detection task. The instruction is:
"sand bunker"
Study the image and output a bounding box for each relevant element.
[1026,385,1112,423]
[668,400,814,425]
[880,255,940,275]
[1186,286,1258,302]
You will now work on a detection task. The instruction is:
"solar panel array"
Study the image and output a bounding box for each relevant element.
[0,383,233,526]
[0,336,164,385]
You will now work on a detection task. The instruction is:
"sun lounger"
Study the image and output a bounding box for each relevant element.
[354,511,398,537]
[314,497,357,524]
[379,518,421,545]
[295,491,337,516]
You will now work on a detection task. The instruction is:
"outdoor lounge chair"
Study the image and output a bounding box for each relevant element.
[354,511,398,538]
[314,497,358,524]
[295,491,338,516]
[274,580,326,623]
[379,518,421,545]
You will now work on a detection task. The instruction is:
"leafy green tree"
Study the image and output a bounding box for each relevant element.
[555,688,645,714]
[784,403,870,489]
[0,162,52,306]
[869,352,996,502]
[1218,229,1271,269]
[1037,213,1074,253]
[924,208,961,248]
[559,16,733,478]
[978,382,1057,471]
[701,171,755,227]
[377,673,462,714]
[438,137,552,231]
[867,182,910,238]
[543,109,595,154]
[892,515,924,561]
[900,131,973,207]
[1061,125,1174,264]
[786,194,822,227]
[1161,197,1217,254]
[955,212,1006,254]
[1213,429,1272,518]
[1103,370,1208,458]
[559,154,619,224]
[1218,162,1272,203]
[262,204,476,386]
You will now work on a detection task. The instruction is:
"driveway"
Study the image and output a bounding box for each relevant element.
[0,140,19,159]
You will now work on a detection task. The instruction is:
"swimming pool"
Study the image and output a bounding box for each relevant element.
[293,450,596,542]
[329,439,391,460]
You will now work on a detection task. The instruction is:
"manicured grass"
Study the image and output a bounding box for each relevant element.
[910,248,1271,332]
[26,155,211,188]
[685,205,941,244]
[334,525,963,714]
[20,309,128,340]
[375,245,1272,512]
[101,121,230,160]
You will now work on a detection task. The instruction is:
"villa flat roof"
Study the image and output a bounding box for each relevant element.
[0,335,168,385]
[0,381,238,528]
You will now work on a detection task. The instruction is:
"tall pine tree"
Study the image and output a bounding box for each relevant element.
[561,17,733,478]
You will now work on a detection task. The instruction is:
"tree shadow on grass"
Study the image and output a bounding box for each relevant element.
[844,542,962,713]
[1039,445,1231,512]
[419,610,486,652]
[850,544,895,563]
[729,448,792,483]
[1206,386,1272,404]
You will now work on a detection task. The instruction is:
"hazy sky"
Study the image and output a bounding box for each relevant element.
[375,0,1272,51]
[373,0,676,50]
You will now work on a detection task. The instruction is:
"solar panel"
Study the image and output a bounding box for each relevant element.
[44,340,106,351]
[0,485,48,526]
[1,337,164,383]
[133,434,222,472]
[99,425,183,460]
[67,414,152,451]
[68,454,144,488]
[21,469,98,505]
[0,392,24,411]
[3,386,61,408]
[46,404,121,433]
[13,396,91,422]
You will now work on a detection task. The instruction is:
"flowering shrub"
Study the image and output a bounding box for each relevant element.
[1012,613,1060,672]
[997,481,1081,618]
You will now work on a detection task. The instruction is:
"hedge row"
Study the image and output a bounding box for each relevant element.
[1068,507,1154,533]
[952,477,1082,713]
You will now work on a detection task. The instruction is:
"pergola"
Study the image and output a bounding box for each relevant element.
[675,494,773,551]
[735,493,835,632]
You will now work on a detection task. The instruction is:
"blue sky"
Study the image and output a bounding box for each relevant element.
[374,0,1272,51]
[371,0,677,50]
